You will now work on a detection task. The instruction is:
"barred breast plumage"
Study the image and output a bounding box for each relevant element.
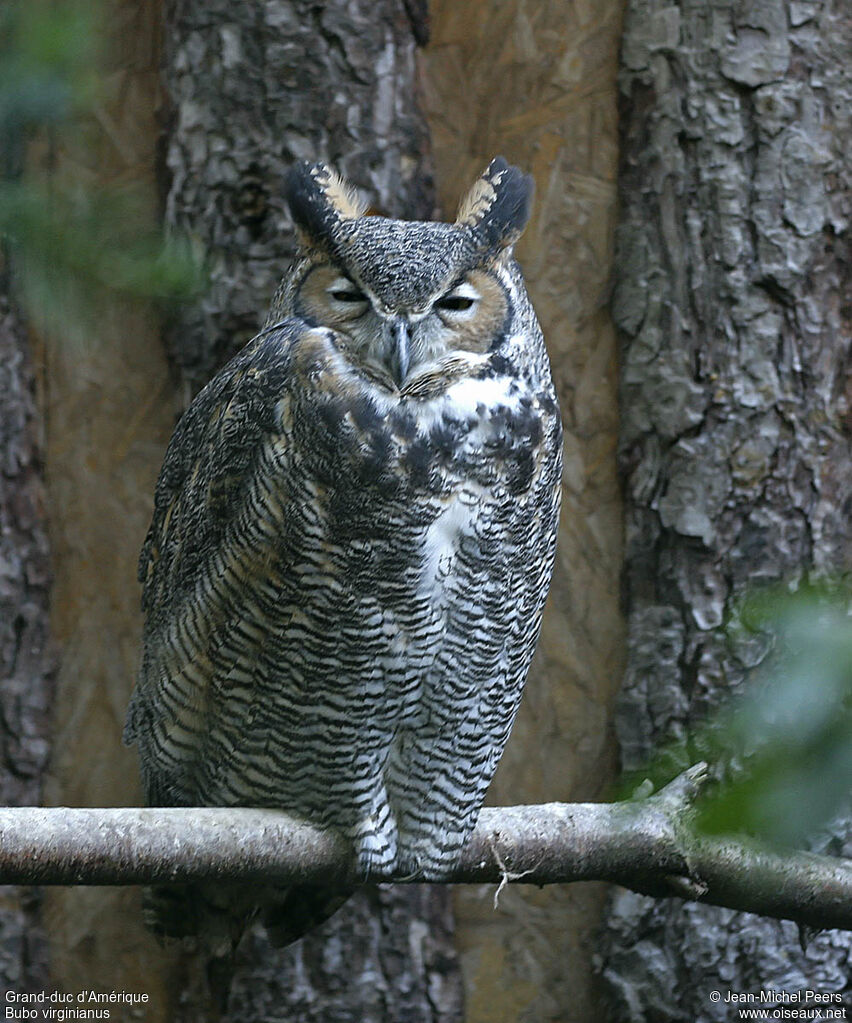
[124,156,562,993]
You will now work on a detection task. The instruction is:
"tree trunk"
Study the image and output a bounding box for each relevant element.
[0,281,52,993]
[602,0,852,1018]
[159,2,462,1019]
[162,0,434,393]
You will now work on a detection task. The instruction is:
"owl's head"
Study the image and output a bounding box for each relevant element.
[282,157,535,390]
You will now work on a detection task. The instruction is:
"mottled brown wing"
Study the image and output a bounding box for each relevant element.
[124,323,296,806]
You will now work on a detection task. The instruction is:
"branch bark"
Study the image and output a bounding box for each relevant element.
[6,768,849,932]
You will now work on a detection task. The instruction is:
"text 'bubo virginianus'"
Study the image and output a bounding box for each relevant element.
[124,156,562,992]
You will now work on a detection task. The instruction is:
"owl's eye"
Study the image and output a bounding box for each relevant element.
[327,277,367,306]
[331,288,366,303]
[435,282,479,316]
[436,295,475,312]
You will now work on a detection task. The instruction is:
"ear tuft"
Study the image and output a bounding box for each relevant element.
[285,162,366,248]
[456,156,534,252]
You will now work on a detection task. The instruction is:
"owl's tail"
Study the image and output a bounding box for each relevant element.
[260,886,353,947]
[142,882,353,1008]
[142,883,253,1012]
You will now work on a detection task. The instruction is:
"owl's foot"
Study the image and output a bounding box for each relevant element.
[393,833,467,882]
[353,815,399,880]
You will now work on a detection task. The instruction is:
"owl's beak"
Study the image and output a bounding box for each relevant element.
[388,318,411,386]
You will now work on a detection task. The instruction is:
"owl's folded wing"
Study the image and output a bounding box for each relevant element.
[124,323,301,804]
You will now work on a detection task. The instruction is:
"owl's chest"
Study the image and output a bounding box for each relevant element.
[265,367,556,608]
[267,376,538,607]
[288,370,544,503]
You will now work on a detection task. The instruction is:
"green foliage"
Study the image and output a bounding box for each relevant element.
[0,1,204,330]
[624,582,852,848]
[696,583,852,845]
[0,2,98,155]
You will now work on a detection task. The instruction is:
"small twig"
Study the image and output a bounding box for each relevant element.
[487,836,539,909]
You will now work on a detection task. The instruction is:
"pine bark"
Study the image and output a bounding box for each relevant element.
[162,0,434,392]
[0,280,53,993]
[159,2,461,1020]
[603,1,852,1018]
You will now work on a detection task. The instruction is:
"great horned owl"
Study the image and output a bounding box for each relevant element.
[124,156,562,987]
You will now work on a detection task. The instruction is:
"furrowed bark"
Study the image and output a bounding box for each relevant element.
[0,284,53,994]
[606,0,852,1017]
[163,0,435,393]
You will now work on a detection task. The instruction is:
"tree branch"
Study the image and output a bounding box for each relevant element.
[0,765,848,931]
